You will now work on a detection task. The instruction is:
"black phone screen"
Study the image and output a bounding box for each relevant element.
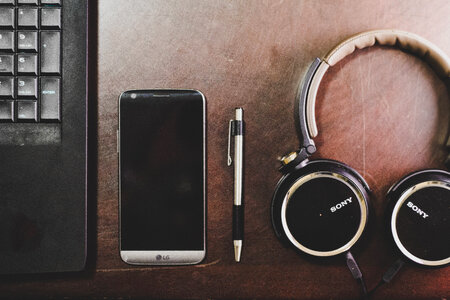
[119,90,205,251]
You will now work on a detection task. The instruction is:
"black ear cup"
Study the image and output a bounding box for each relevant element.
[386,169,450,267]
[272,160,371,257]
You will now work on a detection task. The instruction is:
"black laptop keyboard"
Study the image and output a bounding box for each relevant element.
[0,0,61,123]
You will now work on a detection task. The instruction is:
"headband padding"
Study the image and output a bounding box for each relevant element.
[324,30,450,77]
[306,29,450,138]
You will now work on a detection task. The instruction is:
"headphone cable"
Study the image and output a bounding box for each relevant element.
[345,251,369,300]
[368,258,405,297]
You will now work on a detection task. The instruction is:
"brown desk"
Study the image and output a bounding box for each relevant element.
[1,0,449,299]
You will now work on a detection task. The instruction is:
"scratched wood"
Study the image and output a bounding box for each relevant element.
[1,0,449,299]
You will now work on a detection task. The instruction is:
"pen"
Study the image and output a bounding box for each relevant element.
[227,108,244,262]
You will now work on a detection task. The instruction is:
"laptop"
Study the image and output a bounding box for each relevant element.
[0,0,88,274]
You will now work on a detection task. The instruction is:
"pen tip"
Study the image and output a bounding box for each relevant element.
[234,240,242,262]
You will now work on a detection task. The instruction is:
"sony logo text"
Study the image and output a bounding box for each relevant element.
[407,201,429,219]
[330,197,352,213]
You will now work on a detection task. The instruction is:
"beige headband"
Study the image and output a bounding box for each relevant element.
[306,29,450,138]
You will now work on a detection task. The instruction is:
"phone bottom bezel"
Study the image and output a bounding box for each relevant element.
[120,250,205,265]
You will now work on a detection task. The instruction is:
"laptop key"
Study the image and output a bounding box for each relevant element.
[0,100,13,121]
[0,31,14,51]
[0,76,14,97]
[18,54,37,74]
[18,0,38,4]
[41,0,61,5]
[0,0,15,4]
[18,8,38,29]
[18,31,38,51]
[41,8,61,29]
[0,7,14,29]
[0,54,14,75]
[41,31,60,74]
[41,77,60,121]
[18,77,37,98]
[17,100,37,121]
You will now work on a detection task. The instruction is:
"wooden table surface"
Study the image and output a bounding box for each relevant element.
[1,0,449,299]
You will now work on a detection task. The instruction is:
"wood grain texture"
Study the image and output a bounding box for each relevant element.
[1,0,449,299]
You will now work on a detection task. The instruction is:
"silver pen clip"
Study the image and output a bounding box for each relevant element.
[227,119,233,166]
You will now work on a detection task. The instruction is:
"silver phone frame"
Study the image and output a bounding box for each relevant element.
[118,89,206,265]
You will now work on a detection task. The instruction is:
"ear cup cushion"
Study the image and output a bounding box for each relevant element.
[271,159,371,257]
[386,169,450,267]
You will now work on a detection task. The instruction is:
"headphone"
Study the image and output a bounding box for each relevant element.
[271,29,450,297]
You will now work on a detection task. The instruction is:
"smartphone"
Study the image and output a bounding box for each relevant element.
[118,89,206,265]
